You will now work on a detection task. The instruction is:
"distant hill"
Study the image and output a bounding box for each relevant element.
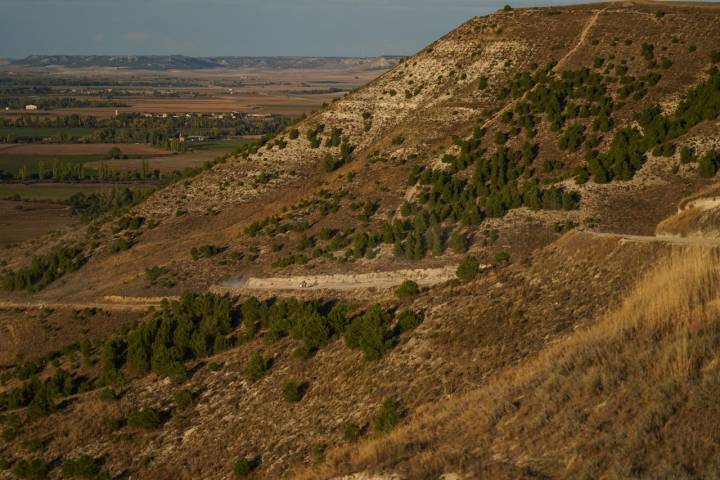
[10,54,404,70]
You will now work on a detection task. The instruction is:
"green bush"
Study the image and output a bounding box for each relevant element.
[174,389,194,408]
[374,399,401,433]
[494,251,511,264]
[190,245,224,260]
[449,231,469,253]
[127,407,164,430]
[1,245,85,292]
[244,353,270,382]
[396,310,424,333]
[344,305,393,360]
[13,459,48,480]
[233,457,253,477]
[456,255,480,282]
[98,388,117,402]
[281,381,304,402]
[343,423,362,442]
[61,454,101,478]
[395,280,419,300]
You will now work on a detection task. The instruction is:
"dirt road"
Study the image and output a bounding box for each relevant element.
[584,231,720,247]
[212,265,474,293]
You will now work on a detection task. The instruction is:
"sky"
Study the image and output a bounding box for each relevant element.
[0,0,594,58]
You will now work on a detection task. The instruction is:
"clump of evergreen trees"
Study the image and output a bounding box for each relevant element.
[1,245,86,292]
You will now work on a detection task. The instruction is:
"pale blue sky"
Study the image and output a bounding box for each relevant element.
[1,0,593,58]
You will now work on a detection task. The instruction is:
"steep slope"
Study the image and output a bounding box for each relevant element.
[306,247,720,480]
[3,2,720,479]
[4,0,718,305]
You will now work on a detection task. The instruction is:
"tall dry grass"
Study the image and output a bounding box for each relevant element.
[296,248,720,479]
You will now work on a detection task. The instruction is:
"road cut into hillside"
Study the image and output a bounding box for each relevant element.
[213,264,481,293]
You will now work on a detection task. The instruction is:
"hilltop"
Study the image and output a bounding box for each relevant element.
[2,1,720,479]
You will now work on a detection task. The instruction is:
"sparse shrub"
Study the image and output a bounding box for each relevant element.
[61,454,101,479]
[233,457,253,477]
[2,427,16,442]
[396,310,424,333]
[655,9,665,18]
[281,381,304,402]
[449,231,469,253]
[374,399,401,433]
[174,389,194,408]
[494,250,511,264]
[503,4,513,11]
[111,237,132,253]
[244,353,269,382]
[344,423,362,442]
[98,388,117,402]
[127,407,163,430]
[395,280,419,300]
[13,459,48,480]
[456,255,480,282]
[711,51,720,63]
[190,244,224,260]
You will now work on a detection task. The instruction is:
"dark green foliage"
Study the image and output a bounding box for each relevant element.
[115,216,144,232]
[68,187,151,221]
[233,457,253,477]
[190,245,224,260]
[449,231,469,253]
[396,310,424,333]
[288,128,300,140]
[101,338,126,385]
[281,381,305,402]
[98,388,117,401]
[110,237,133,253]
[174,389,195,408]
[245,353,269,382]
[710,51,720,63]
[698,151,720,178]
[395,280,419,300]
[374,399,401,433]
[344,305,393,360]
[343,423,362,442]
[655,9,665,18]
[61,454,101,479]
[456,255,480,282]
[558,124,586,151]
[494,250,511,264]
[126,293,233,379]
[680,146,696,164]
[127,407,164,429]
[0,368,87,415]
[1,245,85,292]
[641,43,655,61]
[13,459,49,480]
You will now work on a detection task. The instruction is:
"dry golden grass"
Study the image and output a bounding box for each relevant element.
[298,248,720,479]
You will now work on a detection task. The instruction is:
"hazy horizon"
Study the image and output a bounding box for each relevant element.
[1,0,597,59]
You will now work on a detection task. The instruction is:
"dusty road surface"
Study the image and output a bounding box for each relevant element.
[0,295,176,312]
[585,231,720,247]
[213,265,472,293]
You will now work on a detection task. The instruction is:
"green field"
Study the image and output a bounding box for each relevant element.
[0,154,105,176]
[0,127,96,139]
[0,183,155,201]
[192,137,259,151]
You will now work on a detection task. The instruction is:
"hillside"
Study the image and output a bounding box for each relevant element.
[3,1,720,479]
